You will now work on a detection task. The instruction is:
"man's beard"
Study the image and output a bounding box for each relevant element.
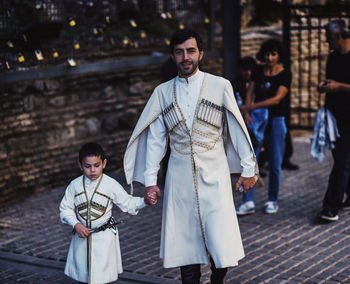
[178,59,199,77]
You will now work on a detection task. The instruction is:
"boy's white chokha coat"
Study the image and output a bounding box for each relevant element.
[59,174,145,284]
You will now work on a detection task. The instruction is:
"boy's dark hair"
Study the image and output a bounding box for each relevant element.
[238,56,256,71]
[169,29,204,54]
[256,39,285,63]
[325,19,350,39]
[79,142,106,163]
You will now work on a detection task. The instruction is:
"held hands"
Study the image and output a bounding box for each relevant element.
[74,223,90,238]
[235,175,258,193]
[144,185,161,206]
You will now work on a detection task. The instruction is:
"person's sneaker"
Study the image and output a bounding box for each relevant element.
[264,201,279,214]
[236,201,255,216]
[342,198,350,210]
[319,209,339,221]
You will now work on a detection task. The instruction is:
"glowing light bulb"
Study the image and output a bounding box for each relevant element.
[35,50,44,61]
[73,41,80,50]
[129,19,137,28]
[68,17,76,27]
[67,58,77,67]
[52,49,59,58]
[6,41,14,48]
[18,53,25,63]
[123,36,130,46]
[140,30,147,39]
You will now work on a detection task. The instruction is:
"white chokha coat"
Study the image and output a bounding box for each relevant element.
[124,72,258,268]
[59,174,146,284]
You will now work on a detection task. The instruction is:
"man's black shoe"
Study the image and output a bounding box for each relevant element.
[319,209,339,221]
[342,198,350,210]
[282,160,299,170]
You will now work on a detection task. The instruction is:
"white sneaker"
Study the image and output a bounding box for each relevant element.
[236,201,255,215]
[264,201,279,214]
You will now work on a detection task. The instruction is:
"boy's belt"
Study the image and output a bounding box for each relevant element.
[89,216,124,234]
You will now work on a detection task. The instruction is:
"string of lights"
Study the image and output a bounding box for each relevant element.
[0,0,212,73]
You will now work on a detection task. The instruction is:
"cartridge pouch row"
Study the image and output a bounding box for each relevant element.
[197,99,223,128]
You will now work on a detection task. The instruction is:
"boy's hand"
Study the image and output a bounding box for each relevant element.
[74,223,91,238]
[144,185,161,205]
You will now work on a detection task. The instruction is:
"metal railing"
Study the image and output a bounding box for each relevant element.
[0,0,216,78]
[283,3,350,129]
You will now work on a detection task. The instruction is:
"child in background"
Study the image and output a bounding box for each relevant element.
[60,142,147,284]
[232,56,257,107]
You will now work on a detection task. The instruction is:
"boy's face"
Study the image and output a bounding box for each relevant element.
[79,155,107,181]
[241,68,253,81]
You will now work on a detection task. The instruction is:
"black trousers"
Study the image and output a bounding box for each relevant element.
[180,257,228,284]
[323,126,350,214]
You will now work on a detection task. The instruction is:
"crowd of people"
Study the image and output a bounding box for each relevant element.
[58,20,350,284]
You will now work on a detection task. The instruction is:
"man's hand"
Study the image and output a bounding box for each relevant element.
[318,79,344,93]
[144,185,161,205]
[74,223,90,238]
[235,175,258,192]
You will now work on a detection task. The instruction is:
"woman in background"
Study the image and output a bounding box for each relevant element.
[236,39,292,215]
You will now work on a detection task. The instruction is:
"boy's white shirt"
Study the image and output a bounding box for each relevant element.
[59,173,146,284]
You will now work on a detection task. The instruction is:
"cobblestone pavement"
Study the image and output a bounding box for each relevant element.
[1,135,350,283]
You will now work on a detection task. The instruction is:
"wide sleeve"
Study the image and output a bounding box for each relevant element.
[226,114,256,177]
[111,180,147,215]
[59,183,80,228]
[144,115,168,186]
[223,80,258,176]
[123,84,166,186]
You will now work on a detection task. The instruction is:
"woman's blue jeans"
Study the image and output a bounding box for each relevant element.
[243,116,287,202]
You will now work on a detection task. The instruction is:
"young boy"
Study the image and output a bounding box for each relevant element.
[59,142,146,284]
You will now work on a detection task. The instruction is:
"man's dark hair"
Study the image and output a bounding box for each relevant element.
[238,56,256,71]
[325,19,350,39]
[79,142,106,163]
[256,39,285,63]
[169,29,204,54]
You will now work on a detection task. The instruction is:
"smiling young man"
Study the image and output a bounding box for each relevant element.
[124,29,258,284]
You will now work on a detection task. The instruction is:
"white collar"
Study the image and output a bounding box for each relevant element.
[177,70,203,85]
[84,175,102,186]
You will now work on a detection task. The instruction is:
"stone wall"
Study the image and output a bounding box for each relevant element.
[0,57,223,201]
[0,24,329,201]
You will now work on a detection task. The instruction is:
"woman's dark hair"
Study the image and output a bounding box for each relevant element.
[79,142,106,163]
[169,29,204,54]
[256,39,285,63]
